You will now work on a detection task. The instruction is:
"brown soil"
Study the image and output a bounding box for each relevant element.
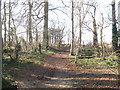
[12,47,119,89]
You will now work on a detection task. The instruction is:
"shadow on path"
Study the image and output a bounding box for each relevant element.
[10,47,118,88]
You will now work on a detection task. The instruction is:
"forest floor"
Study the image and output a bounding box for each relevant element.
[8,47,119,89]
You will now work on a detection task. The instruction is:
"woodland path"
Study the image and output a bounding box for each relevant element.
[14,47,118,89]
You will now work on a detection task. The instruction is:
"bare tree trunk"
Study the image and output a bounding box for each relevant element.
[9,0,14,46]
[112,0,118,51]
[36,27,38,45]
[78,6,82,48]
[12,17,19,60]
[70,0,74,55]
[0,0,2,89]
[52,32,54,45]
[55,35,56,45]
[11,16,18,44]
[26,17,29,49]
[49,32,51,46]
[11,28,14,44]
[28,0,32,45]
[92,16,98,57]
[100,13,104,57]
[92,16,98,47]
[91,6,98,57]
[27,28,28,43]
[58,29,60,48]
[4,2,6,46]
[8,0,11,46]
[43,0,49,49]
[117,0,120,87]
[75,4,81,64]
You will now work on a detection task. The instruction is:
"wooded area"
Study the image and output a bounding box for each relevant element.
[0,0,120,89]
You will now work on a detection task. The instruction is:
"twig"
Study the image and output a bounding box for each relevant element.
[107,49,120,58]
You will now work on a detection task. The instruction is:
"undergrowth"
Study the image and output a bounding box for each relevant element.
[76,57,118,68]
[2,48,54,88]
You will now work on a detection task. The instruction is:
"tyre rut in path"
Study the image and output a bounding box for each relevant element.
[14,49,118,88]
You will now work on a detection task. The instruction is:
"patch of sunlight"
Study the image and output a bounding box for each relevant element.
[68,54,75,59]
[12,81,28,88]
[34,60,41,64]
[44,83,73,88]
[46,76,117,81]
[76,68,118,74]
[55,66,68,70]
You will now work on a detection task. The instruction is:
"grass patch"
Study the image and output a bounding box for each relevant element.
[73,56,118,68]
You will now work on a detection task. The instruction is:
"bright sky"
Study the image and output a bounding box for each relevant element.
[49,0,119,45]
[2,0,120,45]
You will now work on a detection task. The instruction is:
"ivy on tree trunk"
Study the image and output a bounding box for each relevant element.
[112,0,118,52]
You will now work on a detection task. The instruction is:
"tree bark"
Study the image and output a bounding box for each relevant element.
[11,16,18,44]
[70,0,74,55]
[117,0,120,87]
[75,4,81,64]
[91,6,98,57]
[4,2,6,46]
[28,0,32,45]
[78,5,82,48]
[92,14,98,47]
[100,13,104,57]
[36,27,38,46]
[0,0,2,89]
[112,0,118,51]
[75,1,88,63]
[8,0,11,46]
[43,0,49,49]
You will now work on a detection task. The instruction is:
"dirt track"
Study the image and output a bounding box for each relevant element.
[13,48,118,88]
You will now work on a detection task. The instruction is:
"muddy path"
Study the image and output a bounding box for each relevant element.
[13,47,118,88]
